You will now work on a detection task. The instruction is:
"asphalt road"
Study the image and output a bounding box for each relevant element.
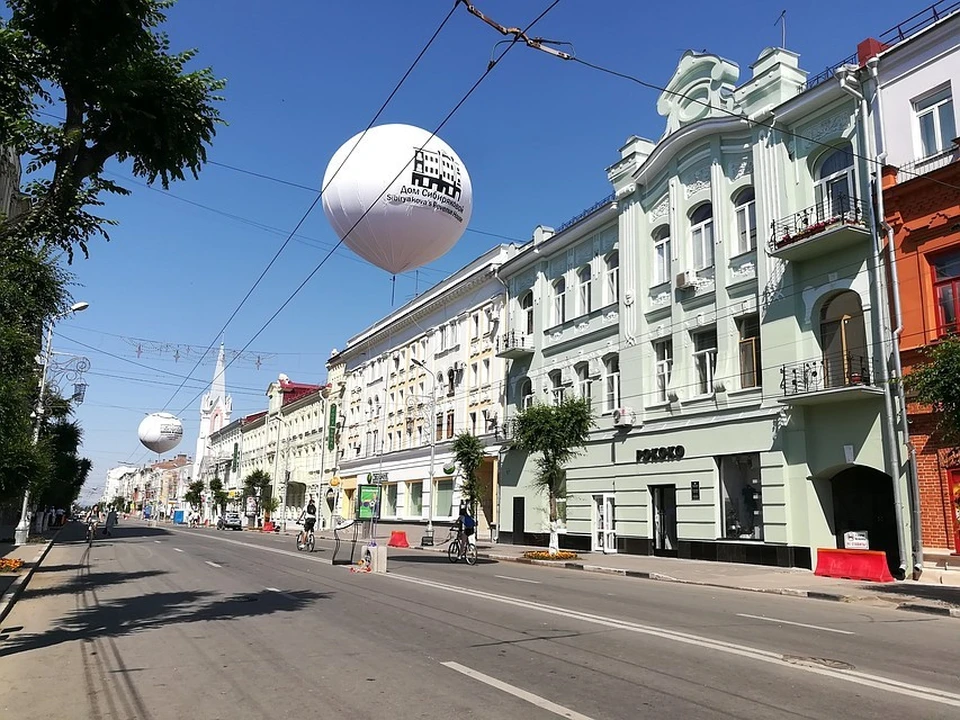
[1,521,958,720]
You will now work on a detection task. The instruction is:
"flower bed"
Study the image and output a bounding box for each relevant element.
[522,550,579,561]
[0,557,25,572]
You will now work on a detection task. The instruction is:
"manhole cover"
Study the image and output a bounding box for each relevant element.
[782,654,855,670]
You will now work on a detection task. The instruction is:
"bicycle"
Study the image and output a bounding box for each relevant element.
[296,525,315,553]
[447,528,477,565]
[86,521,96,546]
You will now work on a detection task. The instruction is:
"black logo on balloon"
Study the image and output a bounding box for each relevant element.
[412,147,462,201]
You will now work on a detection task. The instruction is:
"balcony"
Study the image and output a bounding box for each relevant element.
[495,331,534,359]
[896,142,960,181]
[778,353,884,406]
[769,194,870,261]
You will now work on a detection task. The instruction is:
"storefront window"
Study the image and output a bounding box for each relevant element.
[719,453,763,540]
[408,481,422,516]
[383,483,397,516]
[435,479,454,517]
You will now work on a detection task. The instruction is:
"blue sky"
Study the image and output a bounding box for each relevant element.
[61,0,925,500]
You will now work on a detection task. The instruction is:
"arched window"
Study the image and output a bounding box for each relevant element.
[552,278,566,326]
[519,290,534,336]
[815,144,854,220]
[733,188,757,255]
[604,252,619,305]
[819,291,868,389]
[577,265,592,316]
[518,377,533,410]
[653,226,671,285]
[690,203,714,271]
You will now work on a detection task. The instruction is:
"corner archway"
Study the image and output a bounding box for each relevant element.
[829,465,899,574]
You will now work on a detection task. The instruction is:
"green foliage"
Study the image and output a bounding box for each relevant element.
[208,476,228,515]
[907,335,960,443]
[112,495,127,512]
[452,432,486,513]
[0,0,226,260]
[183,479,204,510]
[512,397,594,523]
[260,496,279,515]
[243,469,272,517]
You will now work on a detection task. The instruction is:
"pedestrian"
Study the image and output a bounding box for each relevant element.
[56,508,64,526]
[105,508,118,537]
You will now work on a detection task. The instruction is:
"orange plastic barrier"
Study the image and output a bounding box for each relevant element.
[388,531,410,548]
[262,521,275,533]
[814,548,894,583]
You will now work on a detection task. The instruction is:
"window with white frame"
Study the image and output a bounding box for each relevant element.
[814,144,854,220]
[690,203,714,271]
[915,88,957,159]
[518,377,533,409]
[653,338,673,403]
[470,362,479,388]
[549,370,565,405]
[577,265,592,316]
[574,361,591,400]
[737,314,761,389]
[482,358,490,385]
[733,187,757,255]
[552,278,566,326]
[472,313,480,339]
[603,355,620,413]
[653,226,671,285]
[450,321,460,347]
[520,291,534,335]
[692,328,718,396]
[604,251,619,305]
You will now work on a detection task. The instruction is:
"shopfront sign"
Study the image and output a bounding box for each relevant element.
[327,404,337,451]
[843,530,869,550]
[691,481,700,501]
[358,484,381,520]
[637,445,686,463]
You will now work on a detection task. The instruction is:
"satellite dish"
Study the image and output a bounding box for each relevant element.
[138,412,183,454]
[321,124,473,275]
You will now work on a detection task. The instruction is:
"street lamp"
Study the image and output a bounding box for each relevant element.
[15,301,89,545]
[411,357,437,546]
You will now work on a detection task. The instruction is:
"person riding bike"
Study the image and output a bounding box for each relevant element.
[457,503,476,546]
[297,496,317,548]
[83,505,102,543]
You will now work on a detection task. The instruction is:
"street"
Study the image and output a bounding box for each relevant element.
[1,522,959,719]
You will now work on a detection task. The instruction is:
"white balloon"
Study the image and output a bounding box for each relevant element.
[138,412,184,454]
[321,124,473,275]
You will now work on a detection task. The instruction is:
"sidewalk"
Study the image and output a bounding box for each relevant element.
[0,525,62,623]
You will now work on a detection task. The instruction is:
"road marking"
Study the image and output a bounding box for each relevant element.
[494,575,541,584]
[392,574,960,709]
[736,613,855,636]
[266,587,280,592]
[153,540,161,544]
[442,662,594,720]
[174,548,183,553]
[166,527,332,565]
[205,561,221,568]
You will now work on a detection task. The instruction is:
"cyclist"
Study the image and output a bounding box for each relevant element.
[460,503,476,548]
[83,505,102,543]
[297,496,317,549]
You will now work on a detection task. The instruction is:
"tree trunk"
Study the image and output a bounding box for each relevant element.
[548,493,559,556]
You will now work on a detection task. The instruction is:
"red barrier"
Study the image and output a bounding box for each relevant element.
[814,548,894,583]
[388,531,410,548]
[262,521,275,533]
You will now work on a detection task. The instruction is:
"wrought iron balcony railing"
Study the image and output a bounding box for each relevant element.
[496,331,534,357]
[897,142,960,181]
[779,353,873,397]
[770,193,867,252]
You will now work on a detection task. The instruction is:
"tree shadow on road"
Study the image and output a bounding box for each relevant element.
[19,570,169,600]
[863,582,960,607]
[0,587,330,658]
[387,553,498,566]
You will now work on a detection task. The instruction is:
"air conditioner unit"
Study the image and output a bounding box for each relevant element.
[675,270,696,289]
[613,407,636,428]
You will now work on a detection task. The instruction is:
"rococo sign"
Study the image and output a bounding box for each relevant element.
[636,445,686,463]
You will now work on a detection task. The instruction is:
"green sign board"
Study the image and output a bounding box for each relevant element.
[357,484,380,520]
[327,404,337,452]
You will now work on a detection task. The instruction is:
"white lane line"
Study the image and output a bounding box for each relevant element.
[392,574,960,709]
[205,561,222,568]
[736,613,855,636]
[166,527,332,565]
[494,575,541,585]
[153,540,161,544]
[174,548,183,553]
[266,587,280,592]
[442,661,594,720]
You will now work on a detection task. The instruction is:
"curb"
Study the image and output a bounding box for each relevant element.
[0,529,61,624]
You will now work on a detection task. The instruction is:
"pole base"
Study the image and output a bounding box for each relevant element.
[420,530,435,547]
[14,524,29,546]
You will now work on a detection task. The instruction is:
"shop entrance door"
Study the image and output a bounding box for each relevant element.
[592,494,617,554]
[652,485,678,557]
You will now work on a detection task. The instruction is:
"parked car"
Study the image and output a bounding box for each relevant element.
[217,512,243,531]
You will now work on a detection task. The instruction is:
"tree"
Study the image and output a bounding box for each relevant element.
[0,0,226,260]
[511,397,594,555]
[183,479,204,510]
[112,495,127,513]
[243,469,272,519]
[907,335,960,444]
[208,476,228,516]
[452,432,487,515]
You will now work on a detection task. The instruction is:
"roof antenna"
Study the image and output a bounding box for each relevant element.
[775,10,786,49]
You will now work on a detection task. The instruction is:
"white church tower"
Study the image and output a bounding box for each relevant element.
[193,343,233,481]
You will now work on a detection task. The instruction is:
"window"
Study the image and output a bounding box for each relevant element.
[916,89,956,158]
[733,188,757,255]
[439,325,448,352]
[692,328,718,396]
[470,411,477,435]
[604,252,619,305]
[653,226,671,285]
[416,425,423,446]
[447,369,455,396]
[450,322,460,347]
[653,339,673,403]
[408,481,423,516]
[720,454,763,540]
[471,362,479,388]
[552,278,566,326]
[519,377,533,409]
[383,483,398,516]
[603,355,620,412]
[436,413,443,440]
[446,410,455,439]
[435,479,454,517]
[387,432,394,453]
[549,370,565,405]
[738,314,761,389]
[482,358,490,385]
[520,291,534,335]
[575,362,591,400]
[815,144,854,220]
[577,265,592,316]
[690,204,714,271]
[472,313,480,339]
[933,248,960,335]
[372,429,379,454]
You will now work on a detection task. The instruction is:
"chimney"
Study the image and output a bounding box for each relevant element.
[857,38,888,66]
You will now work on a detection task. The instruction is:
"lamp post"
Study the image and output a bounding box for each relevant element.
[15,301,90,546]
[411,357,437,545]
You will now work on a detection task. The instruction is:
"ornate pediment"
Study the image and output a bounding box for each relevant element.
[657,52,740,137]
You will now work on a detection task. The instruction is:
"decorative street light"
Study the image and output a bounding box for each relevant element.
[410,357,437,546]
[15,301,90,546]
